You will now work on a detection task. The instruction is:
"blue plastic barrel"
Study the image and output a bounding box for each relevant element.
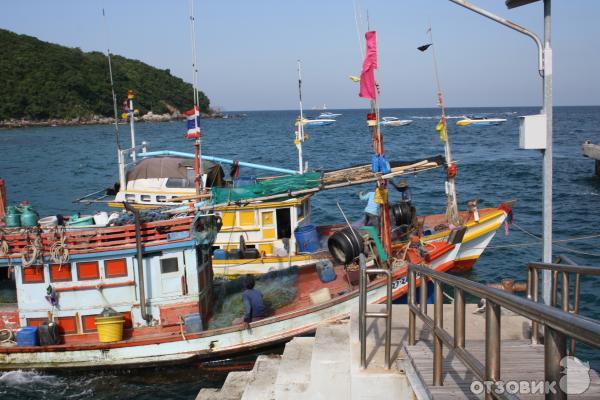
[16,326,39,347]
[213,249,227,260]
[184,313,203,333]
[295,224,321,253]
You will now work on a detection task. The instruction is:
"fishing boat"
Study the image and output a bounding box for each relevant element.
[0,196,461,369]
[379,117,413,126]
[456,115,507,126]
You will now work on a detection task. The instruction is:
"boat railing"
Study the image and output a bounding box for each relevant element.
[528,255,600,355]
[358,253,393,370]
[118,141,148,188]
[407,263,600,400]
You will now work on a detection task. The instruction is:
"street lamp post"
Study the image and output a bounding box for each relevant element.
[449,0,552,304]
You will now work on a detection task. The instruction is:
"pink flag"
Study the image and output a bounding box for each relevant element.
[359,31,378,100]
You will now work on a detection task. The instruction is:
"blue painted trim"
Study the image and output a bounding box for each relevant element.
[0,240,196,267]
[138,150,298,175]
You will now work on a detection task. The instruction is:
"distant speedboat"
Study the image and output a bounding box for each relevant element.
[379,117,413,126]
[456,116,507,126]
[300,118,336,126]
[317,112,342,119]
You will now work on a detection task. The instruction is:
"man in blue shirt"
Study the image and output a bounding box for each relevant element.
[241,274,266,328]
[390,179,412,202]
[359,190,380,233]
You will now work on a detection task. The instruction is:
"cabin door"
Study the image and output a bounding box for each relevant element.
[146,251,186,300]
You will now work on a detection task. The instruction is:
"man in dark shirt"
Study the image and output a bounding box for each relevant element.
[241,274,266,328]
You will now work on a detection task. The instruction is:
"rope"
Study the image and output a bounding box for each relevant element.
[49,227,69,265]
[0,236,9,257]
[469,222,600,257]
[0,329,15,344]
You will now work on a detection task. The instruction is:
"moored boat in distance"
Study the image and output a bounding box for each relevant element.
[300,118,336,126]
[456,115,507,126]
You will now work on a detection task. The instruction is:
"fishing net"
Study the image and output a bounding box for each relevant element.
[210,172,322,204]
[208,267,299,329]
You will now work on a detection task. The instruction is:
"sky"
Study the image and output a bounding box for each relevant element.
[1,0,599,111]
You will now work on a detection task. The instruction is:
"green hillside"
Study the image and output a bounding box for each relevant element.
[0,28,210,121]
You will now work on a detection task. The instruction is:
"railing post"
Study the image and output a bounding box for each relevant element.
[551,270,559,307]
[433,280,443,386]
[408,268,416,346]
[420,274,428,315]
[532,268,540,344]
[485,301,501,400]
[572,273,581,356]
[561,272,569,312]
[359,254,367,369]
[545,326,567,400]
[454,287,465,349]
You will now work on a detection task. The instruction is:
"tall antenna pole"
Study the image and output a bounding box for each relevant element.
[102,8,121,151]
[296,60,305,173]
[189,0,203,193]
[428,25,459,226]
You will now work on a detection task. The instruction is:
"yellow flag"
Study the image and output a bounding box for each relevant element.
[435,118,447,141]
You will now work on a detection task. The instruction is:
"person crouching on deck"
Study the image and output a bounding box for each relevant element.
[233,274,266,329]
[359,190,380,233]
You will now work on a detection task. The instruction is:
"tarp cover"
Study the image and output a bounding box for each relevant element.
[126,156,225,187]
[211,171,322,204]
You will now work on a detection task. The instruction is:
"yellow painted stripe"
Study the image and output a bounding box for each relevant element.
[212,254,315,265]
[424,209,505,241]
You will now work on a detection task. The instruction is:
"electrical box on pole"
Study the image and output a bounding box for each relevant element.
[519,114,547,150]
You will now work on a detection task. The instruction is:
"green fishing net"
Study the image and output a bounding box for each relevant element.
[211,172,322,204]
[208,267,299,329]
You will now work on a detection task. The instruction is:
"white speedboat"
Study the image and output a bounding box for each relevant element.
[317,112,342,119]
[456,116,507,126]
[300,118,336,126]
[379,117,413,126]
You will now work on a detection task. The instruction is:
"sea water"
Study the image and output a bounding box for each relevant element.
[1,106,599,398]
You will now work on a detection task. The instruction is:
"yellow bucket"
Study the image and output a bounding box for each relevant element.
[95,315,125,343]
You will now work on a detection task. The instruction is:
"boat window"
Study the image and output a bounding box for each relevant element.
[156,195,167,202]
[140,195,151,202]
[160,258,179,274]
[166,178,186,188]
[125,194,136,202]
[276,208,292,239]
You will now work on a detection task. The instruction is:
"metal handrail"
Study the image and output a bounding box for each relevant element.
[408,263,600,400]
[528,256,600,354]
[358,254,393,370]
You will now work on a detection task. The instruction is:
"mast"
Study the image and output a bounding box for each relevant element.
[127,89,137,162]
[189,0,203,194]
[427,26,460,226]
[102,8,121,152]
[296,60,305,173]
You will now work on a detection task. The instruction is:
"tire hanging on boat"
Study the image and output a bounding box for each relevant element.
[327,227,363,264]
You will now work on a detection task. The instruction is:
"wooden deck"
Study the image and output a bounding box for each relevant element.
[404,336,600,399]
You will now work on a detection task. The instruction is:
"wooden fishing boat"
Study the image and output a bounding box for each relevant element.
[0,208,458,370]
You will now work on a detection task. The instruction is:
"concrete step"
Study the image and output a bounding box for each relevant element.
[307,320,352,400]
[274,336,315,400]
[348,305,413,400]
[240,354,282,400]
[196,371,253,400]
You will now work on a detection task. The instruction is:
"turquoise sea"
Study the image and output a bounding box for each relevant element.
[1,106,599,399]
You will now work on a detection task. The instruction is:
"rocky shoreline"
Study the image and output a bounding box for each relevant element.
[0,111,240,129]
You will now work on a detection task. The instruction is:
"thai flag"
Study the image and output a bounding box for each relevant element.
[184,106,201,139]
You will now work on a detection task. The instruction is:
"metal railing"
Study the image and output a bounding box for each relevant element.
[358,254,393,370]
[528,255,600,356]
[408,263,600,400]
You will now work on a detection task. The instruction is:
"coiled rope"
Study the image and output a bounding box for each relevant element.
[21,228,42,267]
[49,227,69,265]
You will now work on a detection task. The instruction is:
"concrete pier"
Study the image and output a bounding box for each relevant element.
[582,140,600,176]
[196,303,599,399]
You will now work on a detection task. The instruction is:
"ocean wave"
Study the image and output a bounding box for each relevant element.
[0,370,55,386]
